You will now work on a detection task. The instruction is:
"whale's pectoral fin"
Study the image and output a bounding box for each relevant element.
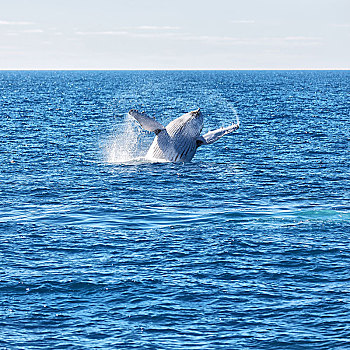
[128,109,165,135]
[197,123,239,146]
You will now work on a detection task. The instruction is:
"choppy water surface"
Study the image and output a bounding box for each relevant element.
[0,71,349,349]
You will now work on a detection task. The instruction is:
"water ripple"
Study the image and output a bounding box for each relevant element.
[0,71,349,349]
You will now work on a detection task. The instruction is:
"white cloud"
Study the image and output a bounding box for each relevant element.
[332,23,350,28]
[22,29,44,33]
[75,25,180,38]
[73,28,322,48]
[75,31,129,36]
[176,33,322,48]
[231,20,255,24]
[74,28,180,39]
[284,36,321,41]
[132,25,180,30]
[0,20,34,25]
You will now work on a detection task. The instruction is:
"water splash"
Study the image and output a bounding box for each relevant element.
[210,102,240,131]
[198,90,240,131]
[106,113,149,163]
[229,104,240,127]
[105,101,239,164]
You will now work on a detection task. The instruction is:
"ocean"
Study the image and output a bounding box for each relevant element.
[0,70,349,349]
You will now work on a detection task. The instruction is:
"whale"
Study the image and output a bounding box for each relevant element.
[128,108,239,162]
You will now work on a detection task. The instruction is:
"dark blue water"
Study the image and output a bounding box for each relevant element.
[1,71,349,349]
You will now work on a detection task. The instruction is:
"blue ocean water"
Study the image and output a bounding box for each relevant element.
[0,70,349,349]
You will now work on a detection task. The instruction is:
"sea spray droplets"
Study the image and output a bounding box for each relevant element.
[106,114,148,163]
[231,105,240,127]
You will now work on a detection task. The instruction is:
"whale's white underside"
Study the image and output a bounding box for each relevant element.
[129,108,239,162]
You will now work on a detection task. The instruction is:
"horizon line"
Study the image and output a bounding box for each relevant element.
[0,68,349,71]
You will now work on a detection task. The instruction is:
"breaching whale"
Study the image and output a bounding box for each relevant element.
[128,108,239,162]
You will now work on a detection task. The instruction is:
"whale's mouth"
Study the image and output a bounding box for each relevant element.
[191,108,201,116]
[188,108,202,123]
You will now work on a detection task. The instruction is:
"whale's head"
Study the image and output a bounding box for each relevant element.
[185,108,203,135]
[167,108,204,138]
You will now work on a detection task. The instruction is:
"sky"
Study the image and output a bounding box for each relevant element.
[0,0,349,70]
